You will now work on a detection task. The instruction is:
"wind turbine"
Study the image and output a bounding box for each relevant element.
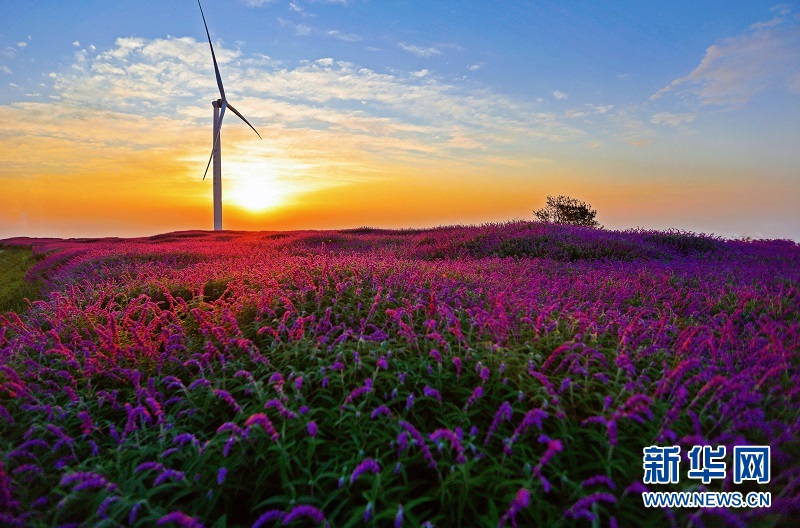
[197,0,262,231]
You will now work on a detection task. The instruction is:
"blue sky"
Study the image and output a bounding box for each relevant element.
[1,1,799,239]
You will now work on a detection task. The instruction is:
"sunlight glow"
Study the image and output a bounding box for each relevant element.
[224,159,305,213]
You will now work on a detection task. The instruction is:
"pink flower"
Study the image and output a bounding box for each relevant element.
[244,413,279,441]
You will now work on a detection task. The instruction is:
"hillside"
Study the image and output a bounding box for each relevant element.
[1,222,798,527]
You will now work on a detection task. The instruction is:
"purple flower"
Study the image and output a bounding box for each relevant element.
[581,474,616,490]
[399,421,436,469]
[12,463,40,476]
[188,378,210,391]
[485,401,513,445]
[479,366,491,383]
[397,432,409,454]
[157,510,205,528]
[535,438,563,472]
[350,458,380,483]
[624,481,649,494]
[371,405,391,419]
[283,505,326,525]
[217,467,227,485]
[78,411,94,434]
[213,390,242,413]
[429,349,442,364]
[394,504,404,528]
[253,510,285,528]
[265,399,298,419]
[429,428,466,464]
[97,496,119,519]
[499,488,530,527]
[463,386,483,410]
[564,492,616,520]
[245,413,280,441]
[342,378,373,409]
[161,448,180,458]
[154,468,184,486]
[174,433,198,447]
[129,503,142,525]
[60,471,114,491]
[406,392,415,410]
[135,461,164,473]
[330,361,345,371]
[452,357,462,377]
[223,435,237,457]
[377,356,388,369]
[307,421,318,437]
[294,376,303,391]
[511,409,548,441]
[217,422,245,436]
[423,385,442,401]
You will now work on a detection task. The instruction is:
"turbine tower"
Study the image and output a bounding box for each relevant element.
[198,0,261,231]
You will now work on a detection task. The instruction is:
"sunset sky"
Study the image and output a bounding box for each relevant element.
[2,1,799,239]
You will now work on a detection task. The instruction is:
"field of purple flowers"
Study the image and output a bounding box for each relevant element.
[1,221,798,527]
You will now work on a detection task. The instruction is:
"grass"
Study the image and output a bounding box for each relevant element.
[0,245,43,313]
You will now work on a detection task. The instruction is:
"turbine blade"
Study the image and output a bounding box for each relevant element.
[226,102,262,139]
[202,104,227,180]
[197,0,226,101]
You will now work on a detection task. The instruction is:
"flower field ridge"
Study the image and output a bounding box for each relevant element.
[1,222,799,527]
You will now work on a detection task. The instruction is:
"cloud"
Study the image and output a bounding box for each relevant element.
[410,69,429,78]
[73,41,80,47]
[587,104,613,114]
[552,90,568,100]
[398,43,441,58]
[651,112,695,127]
[326,30,360,43]
[16,42,27,48]
[277,18,313,36]
[652,6,800,105]
[467,63,483,71]
[1,65,11,74]
[241,0,277,6]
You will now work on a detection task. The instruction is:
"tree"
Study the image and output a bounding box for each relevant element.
[533,195,601,227]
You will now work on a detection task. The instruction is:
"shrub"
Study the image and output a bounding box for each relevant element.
[533,195,601,228]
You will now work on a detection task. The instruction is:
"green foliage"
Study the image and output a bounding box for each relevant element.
[0,246,44,312]
[534,195,601,227]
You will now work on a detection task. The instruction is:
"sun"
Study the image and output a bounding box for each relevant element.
[225,163,293,213]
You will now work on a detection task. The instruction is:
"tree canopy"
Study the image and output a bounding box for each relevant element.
[533,195,601,227]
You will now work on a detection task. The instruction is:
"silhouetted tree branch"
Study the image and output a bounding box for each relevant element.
[533,195,601,227]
